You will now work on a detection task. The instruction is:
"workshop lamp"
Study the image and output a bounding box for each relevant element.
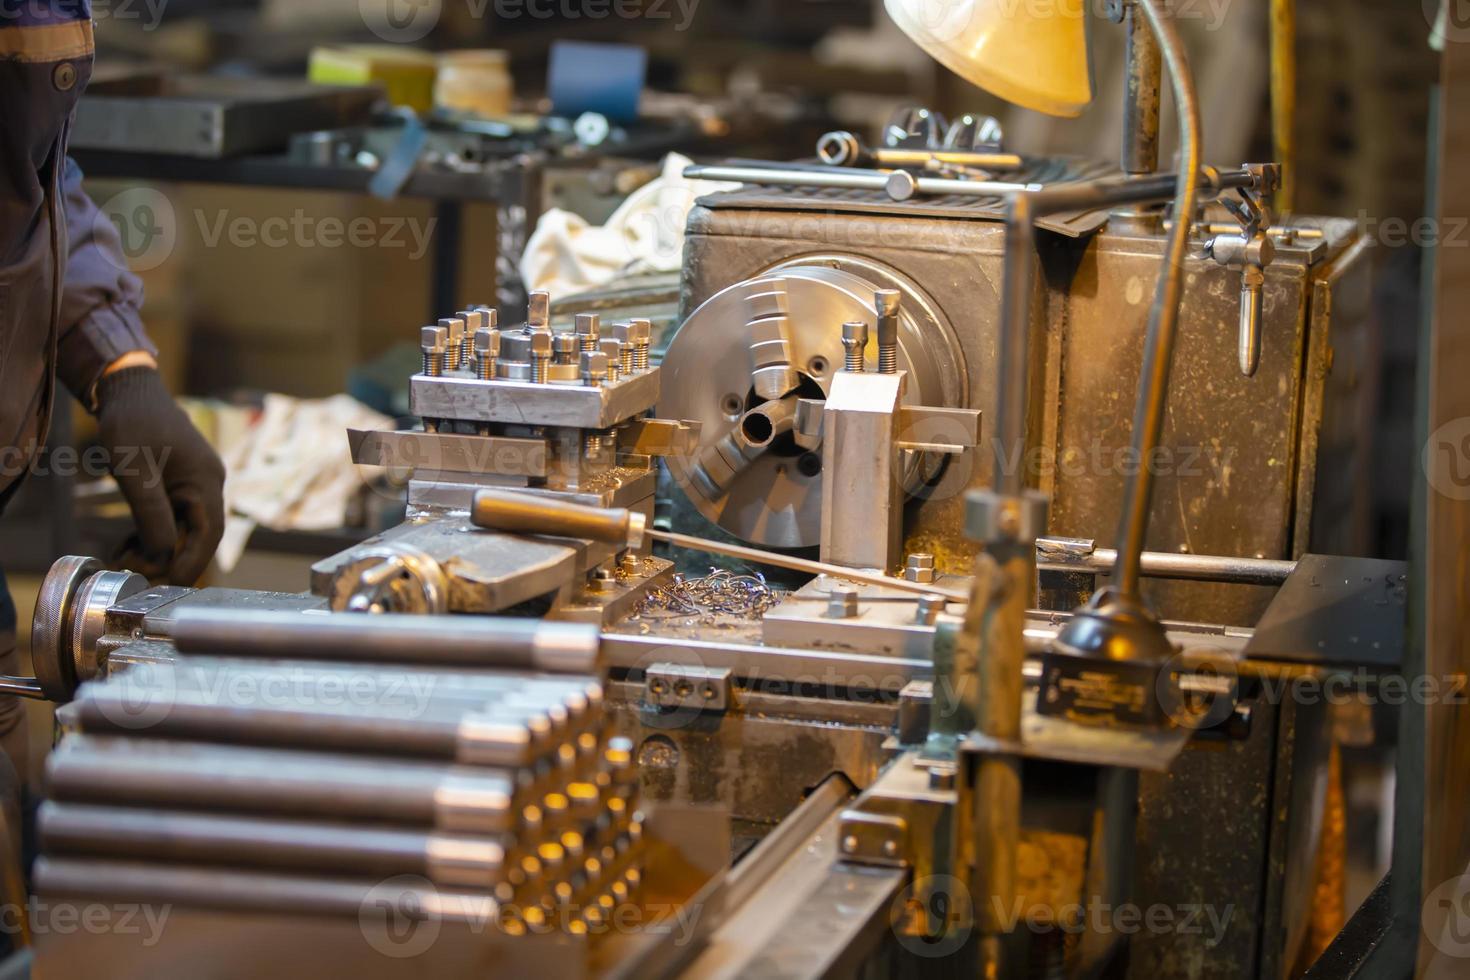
[884,0,1094,117]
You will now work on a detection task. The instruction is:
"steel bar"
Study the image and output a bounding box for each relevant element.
[47,737,521,834]
[35,857,493,920]
[682,163,1039,199]
[1036,541,1296,585]
[169,609,599,674]
[39,802,506,888]
[71,687,544,768]
[1123,1,1163,176]
[472,487,646,549]
[0,676,46,700]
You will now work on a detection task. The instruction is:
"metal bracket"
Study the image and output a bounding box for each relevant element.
[837,810,909,868]
[644,663,733,713]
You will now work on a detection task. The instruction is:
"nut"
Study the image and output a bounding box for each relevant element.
[827,585,860,619]
[903,553,936,583]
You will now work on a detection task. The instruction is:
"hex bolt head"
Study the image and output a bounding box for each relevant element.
[474,327,501,358]
[903,553,937,583]
[527,291,551,330]
[827,585,860,619]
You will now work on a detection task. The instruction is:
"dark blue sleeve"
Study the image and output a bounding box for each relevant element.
[56,157,156,407]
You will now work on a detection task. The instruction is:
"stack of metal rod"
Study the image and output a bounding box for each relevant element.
[35,611,643,940]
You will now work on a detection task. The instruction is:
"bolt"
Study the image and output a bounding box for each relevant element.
[915,594,946,625]
[842,835,858,854]
[420,325,447,376]
[438,317,466,372]
[581,350,609,387]
[553,332,578,366]
[474,327,501,380]
[529,330,553,383]
[457,310,485,365]
[903,553,936,583]
[611,324,637,376]
[629,319,652,372]
[881,840,899,858]
[874,289,900,374]
[841,320,868,372]
[575,313,601,353]
[827,585,860,619]
[601,338,626,382]
[526,290,551,333]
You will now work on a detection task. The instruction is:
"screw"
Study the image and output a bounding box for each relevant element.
[601,338,626,382]
[841,321,868,372]
[611,324,637,376]
[827,586,860,619]
[842,835,858,854]
[439,317,466,373]
[915,594,946,625]
[420,325,447,376]
[529,330,552,383]
[629,319,652,372]
[903,553,936,583]
[474,327,501,380]
[882,840,899,858]
[874,289,900,374]
[581,350,609,387]
[575,313,601,353]
[527,290,551,332]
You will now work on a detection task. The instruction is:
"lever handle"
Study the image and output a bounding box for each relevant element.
[1238,266,1265,376]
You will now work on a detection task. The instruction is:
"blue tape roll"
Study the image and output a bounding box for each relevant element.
[547,41,646,123]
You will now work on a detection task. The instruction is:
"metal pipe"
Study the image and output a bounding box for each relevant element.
[1036,540,1296,585]
[471,488,646,550]
[995,194,1035,497]
[1112,0,1204,600]
[169,608,600,675]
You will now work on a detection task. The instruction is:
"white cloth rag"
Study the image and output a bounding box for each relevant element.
[519,152,738,296]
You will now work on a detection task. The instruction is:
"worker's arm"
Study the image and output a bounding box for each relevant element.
[55,156,156,407]
[58,158,225,586]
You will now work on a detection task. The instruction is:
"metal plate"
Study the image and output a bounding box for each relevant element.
[1242,554,1407,667]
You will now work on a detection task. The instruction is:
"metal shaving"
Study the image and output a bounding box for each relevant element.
[632,568,785,623]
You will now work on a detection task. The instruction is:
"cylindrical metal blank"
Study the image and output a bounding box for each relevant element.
[471,488,646,550]
[39,802,506,888]
[47,737,520,834]
[168,609,600,675]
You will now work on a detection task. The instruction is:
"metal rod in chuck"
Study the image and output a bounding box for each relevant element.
[472,488,646,549]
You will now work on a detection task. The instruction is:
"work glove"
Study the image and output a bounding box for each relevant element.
[95,367,226,585]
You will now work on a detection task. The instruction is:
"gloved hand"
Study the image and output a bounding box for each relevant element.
[95,366,225,585]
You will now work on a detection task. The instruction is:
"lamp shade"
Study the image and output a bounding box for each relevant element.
[885,0,1093,118]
